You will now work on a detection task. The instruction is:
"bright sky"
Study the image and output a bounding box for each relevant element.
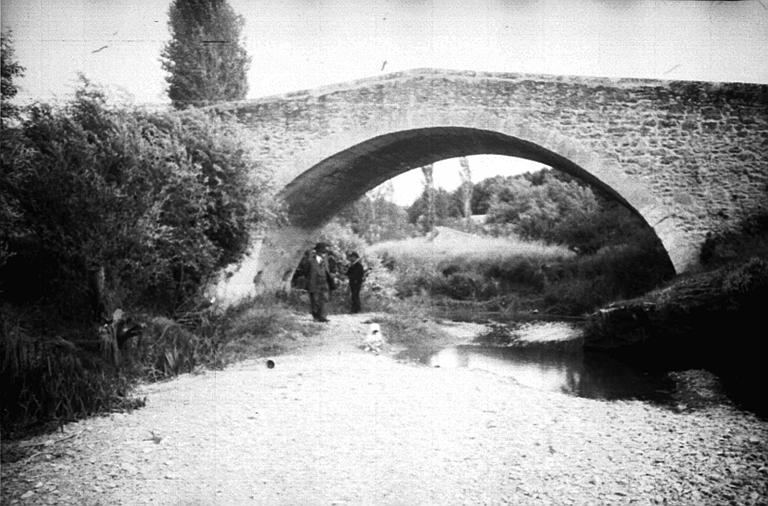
[386,156,545,206]
[3,0,767,205]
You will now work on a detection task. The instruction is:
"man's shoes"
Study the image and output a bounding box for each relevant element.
[318,317,329,323]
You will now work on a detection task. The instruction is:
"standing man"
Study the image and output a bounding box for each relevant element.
[307,242,334,322]
[346,252,365,314]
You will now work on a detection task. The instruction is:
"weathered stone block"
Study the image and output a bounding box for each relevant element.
[681,119,698,131]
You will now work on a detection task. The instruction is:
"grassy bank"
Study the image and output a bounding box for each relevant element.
[365,226,673,321]
[0,295,315,440]
[584,212,768,355]
[1,83,286,439]
[580,213,768,415]
[368,228,571,305]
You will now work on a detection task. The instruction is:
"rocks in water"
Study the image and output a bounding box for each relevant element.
[584,302,658,350]
[667,369,732,410]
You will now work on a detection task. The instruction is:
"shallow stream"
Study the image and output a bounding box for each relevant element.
[399,344,675,404]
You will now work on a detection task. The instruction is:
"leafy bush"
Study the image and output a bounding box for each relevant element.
[0,79,279,434]
[700,211,768,268]
[362,223,672,317]
[538,236,674,314]
[722,257,768,299]
[442,272,482,300]
[0,78,276,314]
[482,256,546,291]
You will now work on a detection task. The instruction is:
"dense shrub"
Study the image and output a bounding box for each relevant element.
[0,79,276,314]
[482,256,546,291]
[363,225,673,317]
[721,256,768,317]
[442,272,482,300]
[0,80,278,434]
[700,211,768,268]
[538,235,674,314]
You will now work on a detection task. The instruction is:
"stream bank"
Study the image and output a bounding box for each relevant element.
[2,313,767,505]
[582,256,768,418]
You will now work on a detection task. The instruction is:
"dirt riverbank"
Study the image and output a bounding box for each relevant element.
[2,313,767,505]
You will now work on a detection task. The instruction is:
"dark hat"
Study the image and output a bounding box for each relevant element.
[315,242,328,252]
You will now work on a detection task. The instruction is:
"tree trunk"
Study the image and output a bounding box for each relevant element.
[421,164,435,233]
[459,156,473,226]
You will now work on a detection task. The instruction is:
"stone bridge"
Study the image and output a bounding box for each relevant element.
[208,69,768,302]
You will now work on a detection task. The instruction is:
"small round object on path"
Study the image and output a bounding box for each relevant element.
[266,359,275,369]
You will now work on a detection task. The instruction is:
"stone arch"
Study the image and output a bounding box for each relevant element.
[239,122,684,297]
[206,69,768,303]
[282,126,649,228]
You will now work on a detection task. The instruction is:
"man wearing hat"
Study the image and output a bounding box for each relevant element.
[346,252,365,313]
[307,242,334,322]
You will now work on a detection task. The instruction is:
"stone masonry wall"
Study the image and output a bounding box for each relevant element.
[208,69,768,297]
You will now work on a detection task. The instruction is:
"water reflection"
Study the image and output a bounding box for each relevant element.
[407,345,672,402]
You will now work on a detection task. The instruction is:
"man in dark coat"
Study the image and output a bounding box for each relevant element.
[346,252,365,313]
[307,242,334,322]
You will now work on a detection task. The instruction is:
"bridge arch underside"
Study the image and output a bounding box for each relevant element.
[265,126,682,287]
[283,127,639,228]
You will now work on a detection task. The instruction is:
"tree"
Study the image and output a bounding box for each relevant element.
[458,156,473,224]
[470,175,512,214]
[0,79,276,313]
[421,164,436,233]
[1,31,25,125]
[335,185,414,244]
[161,0,251,109]
[482,168,655,254]
[407,187,461,227]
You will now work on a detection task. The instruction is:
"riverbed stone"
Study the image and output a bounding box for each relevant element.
[2,314,766,505]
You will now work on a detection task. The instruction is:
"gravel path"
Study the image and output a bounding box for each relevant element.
[2,313,767,505]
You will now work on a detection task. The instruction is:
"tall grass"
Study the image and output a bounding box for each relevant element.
[365,227,673,318]
[369,228,572,263]
[368,228,573,300]
[0,305,140,437]
[1,295,314,438]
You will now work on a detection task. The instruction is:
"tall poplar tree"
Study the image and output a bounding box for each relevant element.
[1,32,25,124]
[458,156,473,224]
[161,0,251,109]
[421,164,436,233]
